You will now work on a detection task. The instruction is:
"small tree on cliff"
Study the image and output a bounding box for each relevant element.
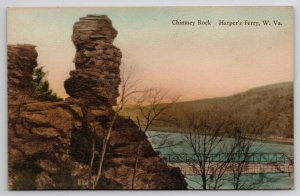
[91,65,180,189]
[92,64,139,189]
[130,88,180,189]
[134,88,180,133]
[32,66,61,101]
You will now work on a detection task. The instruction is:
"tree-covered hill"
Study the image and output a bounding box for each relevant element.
[122,82,293,140]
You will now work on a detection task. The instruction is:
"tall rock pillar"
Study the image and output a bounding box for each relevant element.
[64,15,122,111]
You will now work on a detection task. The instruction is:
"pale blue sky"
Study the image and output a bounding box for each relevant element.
[7,7,293,101]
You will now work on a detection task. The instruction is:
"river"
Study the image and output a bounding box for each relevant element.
[147,130,294,189]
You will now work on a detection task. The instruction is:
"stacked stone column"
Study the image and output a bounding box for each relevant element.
[64,15,122,110]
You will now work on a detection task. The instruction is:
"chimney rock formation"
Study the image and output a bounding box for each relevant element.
[8,15,187,190]
[64,15,121,107]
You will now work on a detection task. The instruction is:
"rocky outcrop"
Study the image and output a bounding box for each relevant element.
[103,117,187,189]
[8,44,38,94]
[8,44,37,178]
[64,15,121,107]
[8,15,187,190]
[8,45,87,189]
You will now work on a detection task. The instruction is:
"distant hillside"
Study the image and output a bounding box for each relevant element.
[122,82,293,140]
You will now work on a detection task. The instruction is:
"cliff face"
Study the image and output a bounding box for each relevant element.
[8,44,86,189]
[8,15,187,190]
[65,15,121,108]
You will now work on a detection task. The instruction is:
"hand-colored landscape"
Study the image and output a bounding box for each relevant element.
[8,7,293,190]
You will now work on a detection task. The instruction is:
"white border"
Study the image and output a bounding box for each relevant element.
[0,0,298,196]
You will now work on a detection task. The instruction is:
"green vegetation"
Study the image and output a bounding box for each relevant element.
[122,82,293,139]
[32,66,61,101]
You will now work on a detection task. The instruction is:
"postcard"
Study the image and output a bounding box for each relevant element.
[7,7,293,190]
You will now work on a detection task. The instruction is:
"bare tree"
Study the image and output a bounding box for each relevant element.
[147,132,183,151]
[229,125,263,189]
[179,109,265,190]
[134,88,180,133]
[135,88,181,152]
[92,64,139,189]
[131,144,140,189]
[88,126,97,187]
[130,88,180,189]
[179,111,236,190]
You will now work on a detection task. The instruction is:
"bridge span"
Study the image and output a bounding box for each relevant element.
[168,162,293,175]
[161,153,294,175]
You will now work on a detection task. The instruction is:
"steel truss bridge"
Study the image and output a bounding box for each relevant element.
[160,153,294,175]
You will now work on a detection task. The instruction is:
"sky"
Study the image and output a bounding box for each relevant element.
[7,7,293,101]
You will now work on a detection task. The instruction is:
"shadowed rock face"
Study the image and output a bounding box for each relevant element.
[8,44,37,98]
[64,15,121,107]
[8,15,187,190]
[8,45,86,189]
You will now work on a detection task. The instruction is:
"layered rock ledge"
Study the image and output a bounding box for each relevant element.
[8,15,187,190]
[64,14,121,107]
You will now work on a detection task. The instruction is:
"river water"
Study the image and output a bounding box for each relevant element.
[147,130,294,189]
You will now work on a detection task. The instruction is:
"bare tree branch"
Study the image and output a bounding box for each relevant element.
[92,63,138,189]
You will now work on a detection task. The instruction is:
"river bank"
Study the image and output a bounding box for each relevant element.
[147,130,294,190]
[149,127,293,145]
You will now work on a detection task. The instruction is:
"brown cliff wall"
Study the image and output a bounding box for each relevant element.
[8,44,86,189]
[8,15,187,190]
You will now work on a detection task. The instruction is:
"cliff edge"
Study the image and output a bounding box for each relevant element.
[8,15,187,190]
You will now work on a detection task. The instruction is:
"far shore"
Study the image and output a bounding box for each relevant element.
[248,136,293,145]
[148,127,293,146]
